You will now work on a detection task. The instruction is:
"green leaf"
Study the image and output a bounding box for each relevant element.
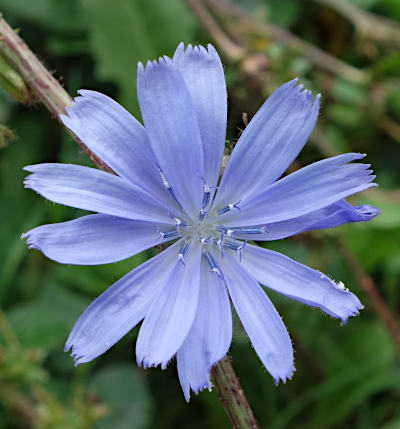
[267,0,300,28]
[327,104,363,128]
[80,0,197,115]
[7,285,90,349]
[271,321,399,429]
[91,363,153,429]
[331,78,367,105]
[1,0,85,32]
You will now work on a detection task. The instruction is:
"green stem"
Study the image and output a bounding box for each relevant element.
[0,14,259,429]
[211,356,259,429]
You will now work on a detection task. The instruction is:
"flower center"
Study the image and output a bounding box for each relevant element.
[157,179,267,275]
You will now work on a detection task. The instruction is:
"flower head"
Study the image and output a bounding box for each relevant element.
[23,43,379,401]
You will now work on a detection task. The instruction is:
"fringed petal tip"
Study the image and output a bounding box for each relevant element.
[138,43,223,83]
[139,42,224,76]
[137,56,173,75]
[137,355,173,371]
[327,281,364,326]
[23,175,38,192]
[20,230,37,250]
[317,275,365,324]
[23,164,38,173]
[23,166,47,191]
[64,343,83,367]
[59,90,100,122]
[182,360,220,402]
[273,365,295,386]
[183,379,213,403]
[283,79,321,107]
[23,177,30,190]
[64,342,93,367]
[338,298,364,327]
[174,41,219,61]
[180,357,217,402]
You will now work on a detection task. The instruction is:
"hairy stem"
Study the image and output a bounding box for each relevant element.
[211,356,259,429]
[0,13,259,429]
[0,14,112,172]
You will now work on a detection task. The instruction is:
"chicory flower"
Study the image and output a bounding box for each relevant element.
[23,43,379,401]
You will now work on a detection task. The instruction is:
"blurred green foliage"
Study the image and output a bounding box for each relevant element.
[0,0,399,428]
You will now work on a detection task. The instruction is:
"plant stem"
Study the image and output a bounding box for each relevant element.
[0,14,112,172]
[338,239,400,354]
[315,0,400,45]
[204,0,370,84]
[185,0,245,61]
[0,14,259,429]
[211,356,259,429]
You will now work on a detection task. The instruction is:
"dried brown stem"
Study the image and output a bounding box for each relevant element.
[339,240,400,354]
[315,0,400,46]
[205,0,370,84]
[185,0,245,61]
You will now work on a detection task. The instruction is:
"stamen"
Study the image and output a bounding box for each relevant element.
[178,241,190,265]
[222,239,247,262]
[216,200,241,215]
[200,236,211,244]
[199,208,209,222]
[233,227,267,235]
[216,225,228,234]
[158,167,171,189]
[158,228,180,240]
[217,234,224,256]
[212,236,246,261]
[168,214,187,228]
[158,166,182,208]
[201,187,211,209]
[203,250,223,278]
[199,179,217,221]
[216,225,267,237]
[210,236,224,258]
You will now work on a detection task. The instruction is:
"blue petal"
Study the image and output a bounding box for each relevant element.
[222,153,376,226]
[214,79,320,208]
[24,163,177,223]
[64,241,181,365]
[241,244,363,324]
[222,252,294,384]
[231,200,380,241]
[136,241,202,370]
[22,214,172,265]
[60,91,178,209]
[177,258,232,401]
[173,43,227,189]
[137,58,204,218]
[304,202,380,231]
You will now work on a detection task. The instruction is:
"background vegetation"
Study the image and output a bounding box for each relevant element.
[0,0,399,427]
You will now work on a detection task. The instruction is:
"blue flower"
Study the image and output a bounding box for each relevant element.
[23,43,379,401]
